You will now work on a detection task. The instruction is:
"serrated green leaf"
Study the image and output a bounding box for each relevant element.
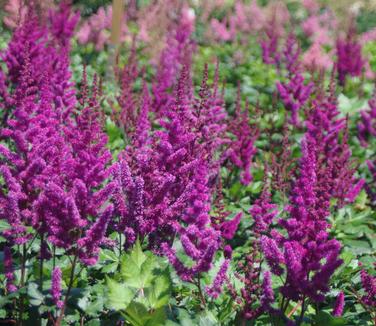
[106,277,136,310]
[145,268,171,309]
[123,302,166,326]
[121,243,156,289]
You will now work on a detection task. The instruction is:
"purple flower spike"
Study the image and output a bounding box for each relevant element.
[51,267,63,309]
[332,291,345,317]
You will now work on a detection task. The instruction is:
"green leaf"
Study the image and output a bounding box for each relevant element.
[145,268,171,309]
[27,283,44,306]
[85,320,100,326]
[123,302,166,326]
[314,311,346,326]
[121,242,155,289]
[106,276,136,311]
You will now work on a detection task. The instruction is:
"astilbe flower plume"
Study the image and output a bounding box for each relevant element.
[1,8,48,86]
[226,86,258,185]
[260,16,281,66]
[359,269,376,311]
[229,172,277,320]
[115,43,140,138]
[37,74,115,265]
[260,271,274,311]
[336,23,364,86]
[358,84,376,147]
[332,291,345,317]
[3,246,17,293]
[306,71,364,206]
[0,49,66,245]
[0,4,78,126]
[48,1,80,49]
[261,134,343,304]
[161,160,221,282]
[276,33,314,126]
[51,267,63,309]
[152,17,195,116]
[192,63,229,177]
[270,124,296,194]
[113,66,227,282]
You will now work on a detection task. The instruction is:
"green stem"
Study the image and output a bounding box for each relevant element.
[196,275,206,307]
[17,244,27,326]
[39,234,44,291]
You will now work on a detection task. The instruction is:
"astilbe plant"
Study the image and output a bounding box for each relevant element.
[0,8,115,323]
[232,173,278,321]
[111,65,231,300]
[270,124,296,195]
[261,134,343,323]
[206,179,242,299]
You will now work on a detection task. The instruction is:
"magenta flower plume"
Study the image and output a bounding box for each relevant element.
[77,205,114,265]
[262,135,343,303]
[3,246,17,293]
[260,271,274,311]
[360,269,376,309]
[206,259,230,299]
[306,73,363,206]
[332,291,345,317]
[336,23,364,86]
[161,160,221,282]
[152,17,194,115]
[227,88,258,185]
[220,212,242,240]
[250,179,278,234]
[51,267,63,309]
[48,1,80,48]
[260,15,281,66]
[276,33,313,126]
[358,84,376,147]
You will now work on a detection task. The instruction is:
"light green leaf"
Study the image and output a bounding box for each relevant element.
[106,277,136,310]
[145,268,171,309]
[27,282,44,306]
[121,242,155,289]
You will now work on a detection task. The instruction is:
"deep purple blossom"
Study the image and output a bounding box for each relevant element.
[358,85,376,146]
[332,291,345,317]
[51,267,63,309]
[336,24,364,86]
[206,259,230,298]
[250,179,278,234]
[3,247,17,293]
[48,1,80,48]
[360,269,376,309]
[306,74,364,206]
[227,87,258,185]
[276,34,313,126]
[152,18,194,115]
[262,135,343,303]
[261,271,274,311]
